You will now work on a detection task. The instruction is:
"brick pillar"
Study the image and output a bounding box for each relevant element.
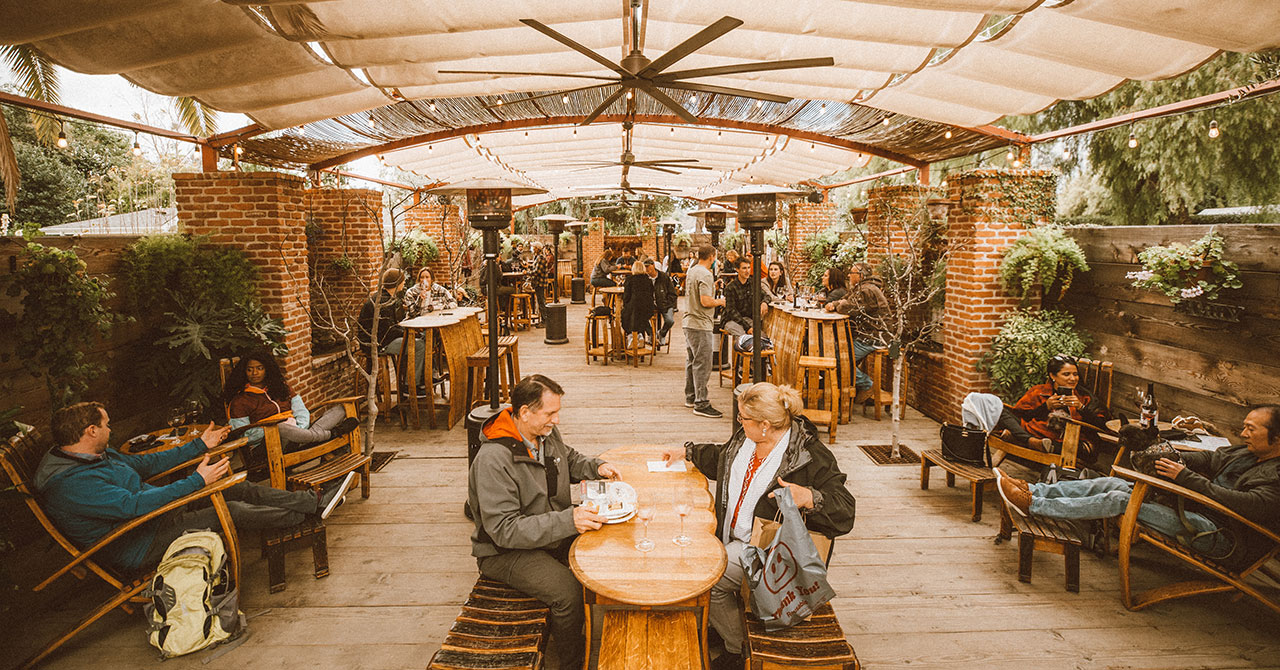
[866,184,931,261]
[923,168,1057,423]
[584,217,605,277]
[174,172,316,401]
[640,216,657,262]
[787,200,836,290]
[305,188,383,322]
[402,192,466,286]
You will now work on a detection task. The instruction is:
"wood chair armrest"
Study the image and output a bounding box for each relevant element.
[1065,416,1112,435]
[311,396,363,411]
[1113,466,1280,543]
[225,412,292,440]
[36,472,248,591]
[144,437,251,485]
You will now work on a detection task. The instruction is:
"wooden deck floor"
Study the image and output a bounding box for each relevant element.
[6,300,1279,669]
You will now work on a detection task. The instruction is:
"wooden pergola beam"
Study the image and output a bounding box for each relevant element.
[308,113,928,171]
[805,165,919,191]
[0,90,201,143]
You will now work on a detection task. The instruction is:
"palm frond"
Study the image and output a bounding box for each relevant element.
[0,110,19,214]
[172,96,219,137]
[1,44,61,144]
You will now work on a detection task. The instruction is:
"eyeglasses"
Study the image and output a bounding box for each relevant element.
[1049,354,1077,365]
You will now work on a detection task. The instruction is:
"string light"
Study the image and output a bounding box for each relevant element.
[428,102,437,111]
[810,143,815,152]
[1005,147,1016,162]
[882,117,890,126]
[1127,131,1138,148]
[367,115,376,128]
[1062,146,1071,160]
[1208,120,1220,139]
[626,90,633,100]
[944,130,953,139]
[234,145,244,156]
[496,98,503,106]
[1012,158,1023,168]
[689,94,697,105]
[755,100,763,108]
[56,122,68,149]
[819,103,826,111]
[562,94,569,104]
[132,132,142,156]
[428,144,433,153]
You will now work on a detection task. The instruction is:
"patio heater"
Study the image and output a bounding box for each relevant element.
[427,179,547,475]
[566,220,589,304]
[657,219,680,270]
[534,213,574,345]
[691,208,732,249]
[711,185,807,384]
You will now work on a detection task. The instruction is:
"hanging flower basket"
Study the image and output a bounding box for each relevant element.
[1127,231,1242,304]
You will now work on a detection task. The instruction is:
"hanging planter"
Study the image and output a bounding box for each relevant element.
[1127,231,1242,304]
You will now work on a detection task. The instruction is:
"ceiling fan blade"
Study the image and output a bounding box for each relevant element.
[580,87,627,125]
[631,164,682,175]
[662,81,791,104]
[656,57,835,82]
[640,16,744,78]
[637,162,715,171]
[489,83,612,107]
[636,83,698,123]
[521,19,631,77]
[438,69,618,81]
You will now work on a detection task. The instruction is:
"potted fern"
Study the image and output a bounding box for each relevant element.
[1127,230,1242,303]
[999,227,1090,303]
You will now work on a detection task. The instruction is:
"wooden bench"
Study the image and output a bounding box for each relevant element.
[598,610,700,670]
[919,449,996,522]
[744,602,860,670]
[261,517,329,593]
[997,506,1087,593]
[427,576,551,670]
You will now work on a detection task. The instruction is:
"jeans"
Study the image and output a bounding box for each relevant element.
[590,276,616,288]
[723,320,747,340]
[710,540,749,654]
[142,481,319,567]
[852,338,875,390]
[658,308,675,342]
[479,548,584,669]
[684,327,715,408]
[1030,477,1232,555]
[384,333,426,387]
[276,405,347,452]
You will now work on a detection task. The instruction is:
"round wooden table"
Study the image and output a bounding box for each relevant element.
[598,287,627,357]
[118,424,206,455]
[399,306,483,430]
[570,444,725,669]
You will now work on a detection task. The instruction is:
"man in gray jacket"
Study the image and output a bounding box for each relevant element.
[467,375,620,668]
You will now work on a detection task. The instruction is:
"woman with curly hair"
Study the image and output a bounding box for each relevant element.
[223,351,359,451]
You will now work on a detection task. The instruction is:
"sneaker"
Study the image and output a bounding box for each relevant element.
[994,468,1032,518]
[330,417,360,439]
[693,405,723,418]
[684,400,696,408]
[320,471,357,520]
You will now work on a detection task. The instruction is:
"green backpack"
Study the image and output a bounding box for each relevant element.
[143,530,245,658]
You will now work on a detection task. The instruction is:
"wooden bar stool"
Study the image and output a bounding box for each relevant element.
[465,343,512,408]
[508,293,533,331]
[585,312,612,365]
[732,347,776,386]
[797,355,838,443]
[851,348,902,421]
[373,352,405,429]
[623,323,656,367]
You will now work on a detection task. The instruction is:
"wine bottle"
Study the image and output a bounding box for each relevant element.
[1140,382,1158,429]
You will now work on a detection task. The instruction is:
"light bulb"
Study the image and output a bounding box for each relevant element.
[132,132,142,156]
[1005,148,1016,162]
[810,143,815,152]
[367,116,376,128]
[428,144,433,152]
[689,94,697,105]
[1012,158,1023,168]
[944,130,953,139]
[1208,120,1220,139]
[562,94,569,104]
[882,117,890,126]
[496,98,503,106]
[820,103,826,111]
[234,145,244,155]
[1062,147,1071,160]
[670,127,674,134]
[755,100,763,108]
[626,90,633,100]
[1128,132,1138,148]
[56,128,68,149]
[428,102,436,111]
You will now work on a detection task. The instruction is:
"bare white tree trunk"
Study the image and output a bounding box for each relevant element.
[890,353,904,459]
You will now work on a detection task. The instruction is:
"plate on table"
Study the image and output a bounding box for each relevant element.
[603,508,636,524]
[579,480,637,519]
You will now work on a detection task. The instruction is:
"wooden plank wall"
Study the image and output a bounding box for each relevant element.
[0,235,167,437]
[1051,224,1280,431]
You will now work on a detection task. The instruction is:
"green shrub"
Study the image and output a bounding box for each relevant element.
[121,235,285,412]
[802,229,865,289]
[979,309,1089,402]
[390,230,440,266]
[998,227,1090,302]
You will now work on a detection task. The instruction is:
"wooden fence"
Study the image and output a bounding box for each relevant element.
[1052,224,1280,431]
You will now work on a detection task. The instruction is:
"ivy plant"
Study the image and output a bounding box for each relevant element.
[999,226,1091,303]
[2,242,122,410]
[389,230,440,267]
[1127,231,1242,303]
[802,228,866,289]
[979,309,1090,402]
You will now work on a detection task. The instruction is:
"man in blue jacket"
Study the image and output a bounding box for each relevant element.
[35,401,348,574]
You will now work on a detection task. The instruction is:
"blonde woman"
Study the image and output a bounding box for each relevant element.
[661,383,855,670]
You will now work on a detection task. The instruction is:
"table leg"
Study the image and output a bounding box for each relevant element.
[404,330,420,430]
[422,329,437,429]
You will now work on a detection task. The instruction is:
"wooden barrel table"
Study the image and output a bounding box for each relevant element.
[764,306,857,424]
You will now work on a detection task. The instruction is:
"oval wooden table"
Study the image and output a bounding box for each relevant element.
[399,306,483,430]
[764,306,856,423]
[570,444,726,670]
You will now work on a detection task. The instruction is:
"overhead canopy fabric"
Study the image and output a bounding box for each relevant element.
[5,0,1278,186]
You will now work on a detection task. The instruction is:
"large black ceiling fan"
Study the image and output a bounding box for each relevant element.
[559,151,713,175]
[439,5,834,126]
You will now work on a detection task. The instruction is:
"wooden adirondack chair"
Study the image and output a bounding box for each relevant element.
[988,357,1115,470]
[0,429,246,669]
[1114,465,1280,615]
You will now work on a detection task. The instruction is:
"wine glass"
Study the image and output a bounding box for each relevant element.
[672,494,693,547]
[183,400,201,427]
[634,507,655,552]
[166,407,184,438]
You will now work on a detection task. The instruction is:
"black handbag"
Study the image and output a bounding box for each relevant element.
[939,423,990,467]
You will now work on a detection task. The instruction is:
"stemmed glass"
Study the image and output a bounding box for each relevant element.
[672,494,693,547]
[634,507,655,552]
[166,407,185,438]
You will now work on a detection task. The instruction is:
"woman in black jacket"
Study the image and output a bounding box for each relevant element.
[620,260,655,346]
[660,383,855,669]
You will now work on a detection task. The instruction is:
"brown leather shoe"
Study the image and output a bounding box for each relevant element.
[995,468,1032,517]
[853,387,873,405]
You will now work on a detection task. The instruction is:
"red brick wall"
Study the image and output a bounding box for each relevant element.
[866,184,931,261]
[914,169,1056,423]
[584,218,605,277]
[787,200,836,291]
[402,192,466,288]
[306,188,383,331]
